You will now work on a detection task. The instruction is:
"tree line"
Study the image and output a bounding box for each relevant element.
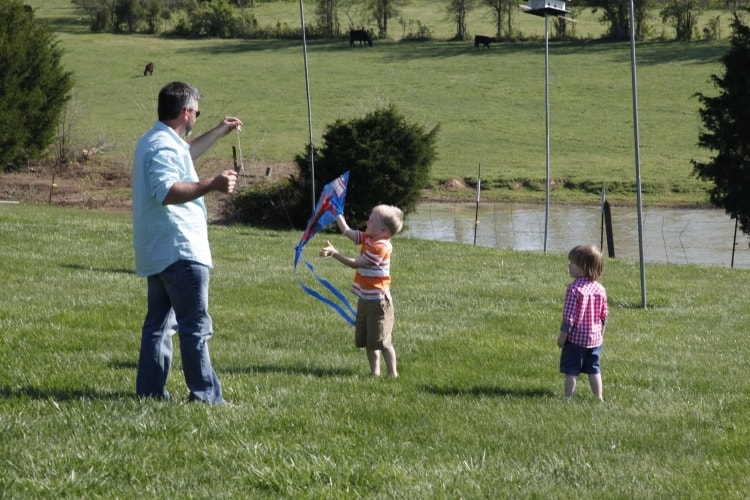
[72,0,749,42]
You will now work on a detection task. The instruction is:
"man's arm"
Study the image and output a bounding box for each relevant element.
[162,170,237,205]
[188,117,243,160]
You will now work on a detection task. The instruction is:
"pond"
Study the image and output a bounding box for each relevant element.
[401,202,750,269]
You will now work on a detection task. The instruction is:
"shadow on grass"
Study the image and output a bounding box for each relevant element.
[0,385,133,401]
[420,384,555,399]
[174,37,728,66]
[109,359,355,379]
[109,359,137,370]
[225,363,357,378]
[61,263,135,274]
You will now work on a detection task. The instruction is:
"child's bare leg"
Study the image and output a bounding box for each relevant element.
[588,373,603,400]
[564,375,577,399]
[382,346,398,378]
[367,349,380,376]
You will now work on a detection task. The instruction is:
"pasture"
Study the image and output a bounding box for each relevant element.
[1,203,750,496]
[24,0,737,205]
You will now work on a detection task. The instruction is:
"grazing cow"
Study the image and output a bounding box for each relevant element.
[474,35,496,51]
[143,62,154,76]
[349,30,373,47]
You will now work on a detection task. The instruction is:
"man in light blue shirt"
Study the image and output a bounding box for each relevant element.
[132,82,242,405]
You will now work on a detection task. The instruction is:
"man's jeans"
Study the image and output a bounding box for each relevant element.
[136,260,224,404]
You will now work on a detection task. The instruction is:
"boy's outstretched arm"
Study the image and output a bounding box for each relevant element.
[320,240,367,269]
[334,214,358,242]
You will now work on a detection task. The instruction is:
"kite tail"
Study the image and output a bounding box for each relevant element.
[294,247,356,326]
[303,256,357,318]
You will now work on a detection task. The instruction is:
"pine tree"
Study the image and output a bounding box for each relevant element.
[693,15,750,234]
[0,1,74,171]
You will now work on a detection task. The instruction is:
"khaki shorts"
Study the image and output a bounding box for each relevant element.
[354,294,394,350]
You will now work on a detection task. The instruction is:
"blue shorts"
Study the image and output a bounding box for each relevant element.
[560,342,603,376]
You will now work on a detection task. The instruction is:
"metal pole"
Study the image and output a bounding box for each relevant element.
[629,0,647,308]
[601,182,605,251]
[298,0,316,210]
[473,163,481,246]
[731,217,738,268]
[544,14,550,254]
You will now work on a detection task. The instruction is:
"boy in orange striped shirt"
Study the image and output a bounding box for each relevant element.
[320,205,404,377]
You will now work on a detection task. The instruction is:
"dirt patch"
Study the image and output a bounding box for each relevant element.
[439,178,466,190]
[0,158,300,215]
[2,159,490,219]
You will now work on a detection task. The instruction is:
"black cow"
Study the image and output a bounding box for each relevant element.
[474,35,496,51]
[144,62,154,76]
[349,30,373,47]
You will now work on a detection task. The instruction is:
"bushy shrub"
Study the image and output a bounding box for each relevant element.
[293,104,439,229]
[227,105,438,230]
[226,177,309,228]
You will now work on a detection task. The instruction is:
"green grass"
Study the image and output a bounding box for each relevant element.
[21,0,737,205]
[2,203,750,497]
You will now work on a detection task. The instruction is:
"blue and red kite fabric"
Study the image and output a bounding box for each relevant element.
[294,171,356,325]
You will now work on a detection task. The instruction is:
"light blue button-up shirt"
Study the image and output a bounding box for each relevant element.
[132,121,212,277]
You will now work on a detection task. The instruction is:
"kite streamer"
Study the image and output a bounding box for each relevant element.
[294,171,356,325]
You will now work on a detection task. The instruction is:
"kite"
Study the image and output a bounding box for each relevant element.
[294,171,356,325]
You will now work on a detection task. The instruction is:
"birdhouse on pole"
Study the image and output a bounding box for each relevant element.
[521,0,571,17]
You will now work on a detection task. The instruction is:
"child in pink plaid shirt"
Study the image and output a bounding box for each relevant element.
[557,245,608,401]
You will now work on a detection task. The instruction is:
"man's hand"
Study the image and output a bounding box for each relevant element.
[221,117,243,136]
[212,170,238,194]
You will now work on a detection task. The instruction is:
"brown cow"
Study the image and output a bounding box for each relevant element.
[144,62,154,76]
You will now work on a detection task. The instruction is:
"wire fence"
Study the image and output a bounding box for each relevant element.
[401,202,750,269]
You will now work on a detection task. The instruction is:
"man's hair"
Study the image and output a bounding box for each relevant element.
[158,82,201,121]
[568,244,604,281]
[373,204,404,236]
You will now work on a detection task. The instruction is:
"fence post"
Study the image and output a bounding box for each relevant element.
[603,200,615,258]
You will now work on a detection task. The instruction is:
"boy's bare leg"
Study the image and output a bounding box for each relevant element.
[564,375,577,399]
[589,373,603,400]
[367,349,380,376]
[382,346,398,378]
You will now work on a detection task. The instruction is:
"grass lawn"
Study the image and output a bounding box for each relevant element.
[1,203,749,496]
[19,0,739,205]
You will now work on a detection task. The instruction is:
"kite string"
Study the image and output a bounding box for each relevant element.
[236,128,245,188]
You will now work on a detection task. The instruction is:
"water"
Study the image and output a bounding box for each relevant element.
[401,202,750,269]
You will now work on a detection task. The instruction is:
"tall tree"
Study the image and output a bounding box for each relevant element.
[693,16,750,233]
[316,0,340,37]
[480,0,514,40]
[364,0,411,37]
[447,0,475,40]
[660,0,709,41]
[580,0,651,40]
[0,1,73,172]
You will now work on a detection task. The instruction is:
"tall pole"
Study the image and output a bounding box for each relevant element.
[543,14,551,254]
[298,0,316,210]
[473,163,481,246]
[629,0,647,308]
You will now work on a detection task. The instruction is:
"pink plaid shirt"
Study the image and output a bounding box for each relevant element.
[561,277,608,348]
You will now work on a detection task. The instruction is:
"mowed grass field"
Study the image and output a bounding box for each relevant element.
[1,203,750,497]
[25,0,738,204]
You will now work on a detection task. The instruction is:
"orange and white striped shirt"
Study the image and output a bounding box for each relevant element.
[351,231,392,300]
